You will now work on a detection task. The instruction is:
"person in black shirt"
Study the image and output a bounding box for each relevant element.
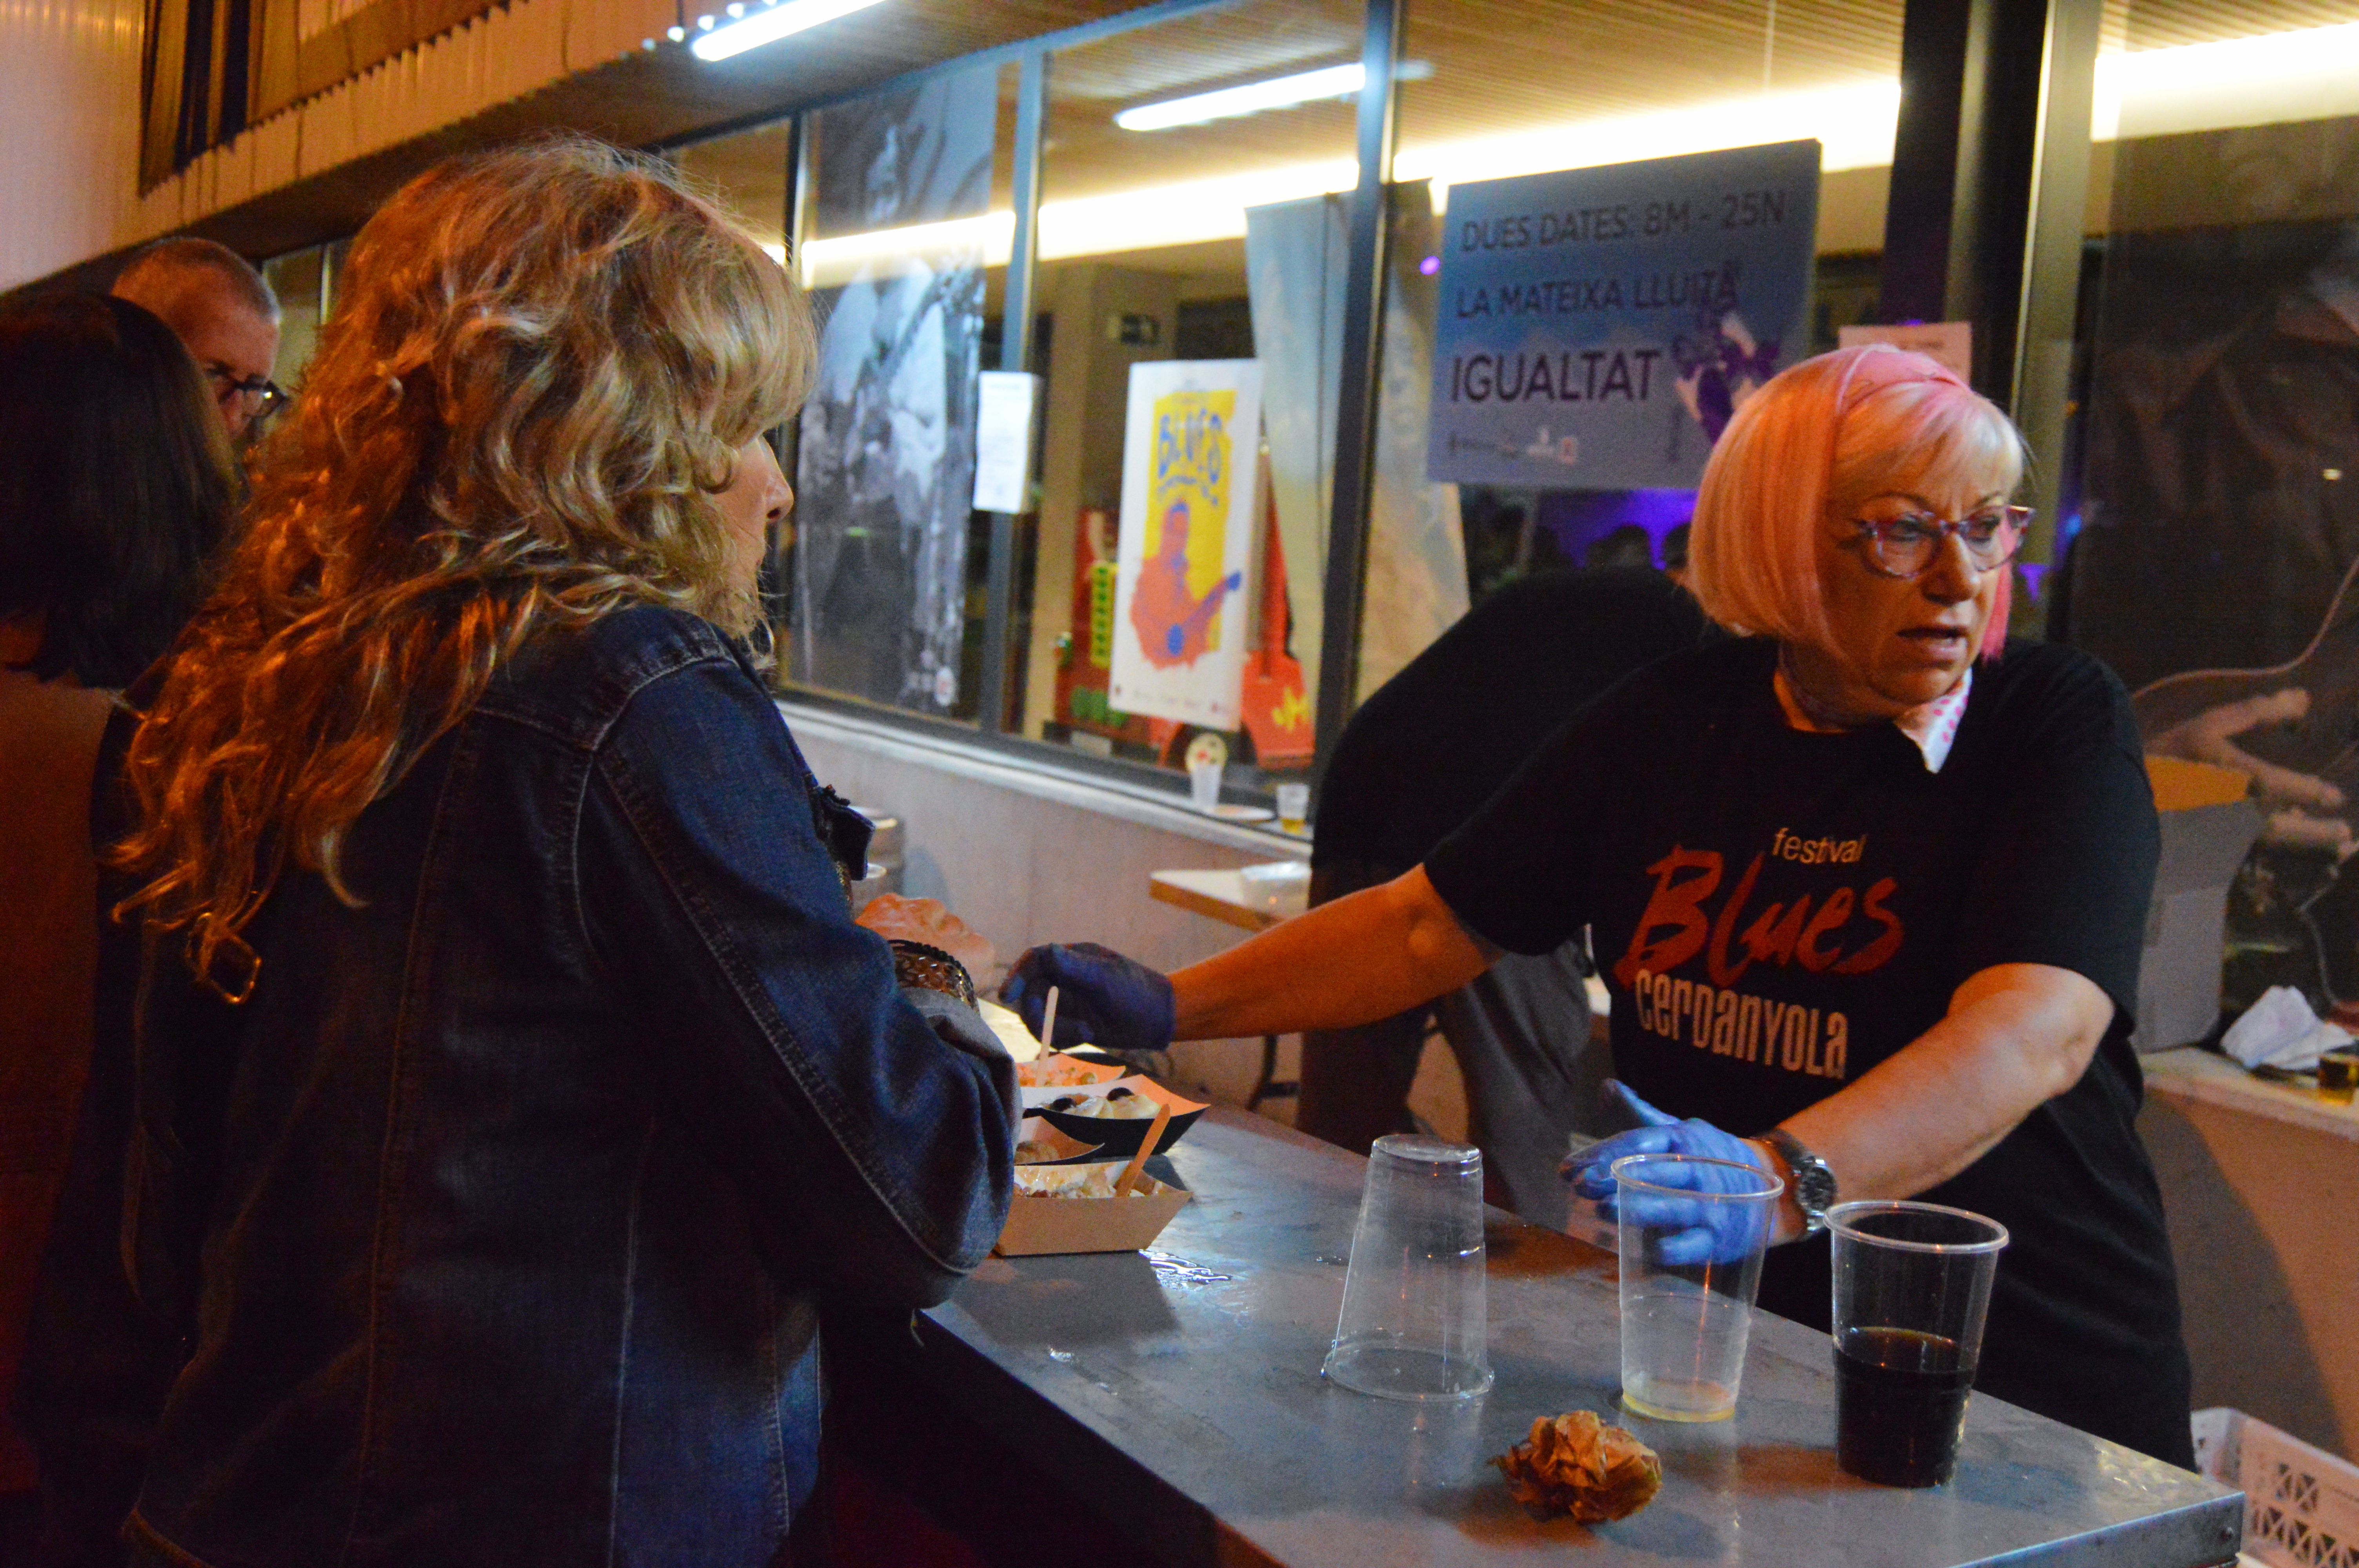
[1006,345,2191,1466]
[1303,569,1709,1225]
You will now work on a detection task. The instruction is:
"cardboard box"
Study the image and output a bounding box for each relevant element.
[996,1163,1192,1256]
[2137,758,2266,1053]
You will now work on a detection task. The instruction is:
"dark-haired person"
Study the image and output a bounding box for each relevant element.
[111,239,282,441]
[0,294,238,1559]
[27,141,1013,1568]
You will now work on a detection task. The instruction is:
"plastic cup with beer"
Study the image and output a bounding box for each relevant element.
[1610,1152,1782,1421]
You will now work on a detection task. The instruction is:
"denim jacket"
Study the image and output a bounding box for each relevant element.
[22,606,1016,1568]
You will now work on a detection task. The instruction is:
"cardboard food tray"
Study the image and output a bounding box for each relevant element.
[1015,1051,1126,1092]
[996,1159,1192,1256]
[1014,1117,1107,1165]
[1027,1076,1209,1156]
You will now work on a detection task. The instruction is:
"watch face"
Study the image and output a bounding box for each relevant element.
[1772,1132,1834,1213]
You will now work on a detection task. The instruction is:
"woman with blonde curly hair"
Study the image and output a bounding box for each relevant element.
[24,139,1015,1568]
[1008,346,2195,1467]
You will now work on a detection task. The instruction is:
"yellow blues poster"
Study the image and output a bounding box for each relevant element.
[1109,360,1263,730]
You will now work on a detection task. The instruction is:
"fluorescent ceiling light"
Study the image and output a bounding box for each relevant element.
[792,20,2359,276]
[1040,159,1361,255]
[799,88,1886,281]
[798,213,1015,288]
[1397,80,1901,196]
[2092,21,2359,141]
[689,0,885,62]
[794,160,1364,286]
[1116,63,1367,132]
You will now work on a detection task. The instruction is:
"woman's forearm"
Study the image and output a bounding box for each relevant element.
[1777,962,2113,1203]
[1170,866,1493,1040]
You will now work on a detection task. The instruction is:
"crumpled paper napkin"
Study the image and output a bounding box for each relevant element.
[2221,985,2352,1072]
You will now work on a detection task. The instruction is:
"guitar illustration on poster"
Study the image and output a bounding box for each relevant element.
[1109,360,1265,731]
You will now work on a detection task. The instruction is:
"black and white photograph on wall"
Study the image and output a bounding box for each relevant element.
[791,65,994,714]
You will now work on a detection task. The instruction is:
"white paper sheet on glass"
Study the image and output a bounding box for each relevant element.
[972,371,1040,514]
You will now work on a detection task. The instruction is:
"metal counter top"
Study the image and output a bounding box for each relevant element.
[916,1108,2241,1568]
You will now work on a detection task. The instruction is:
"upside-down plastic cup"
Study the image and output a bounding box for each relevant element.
[1828,1200,2009,1487]
[1612,1152,1782,1422]
[1188,759,1223,811]
[1323,1135,1494,1401]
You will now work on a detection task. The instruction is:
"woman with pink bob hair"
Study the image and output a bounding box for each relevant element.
[1007,345,2191,1466]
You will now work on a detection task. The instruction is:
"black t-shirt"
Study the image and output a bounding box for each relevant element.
[1313,568,1709,885]
[1427,636,2193,1464]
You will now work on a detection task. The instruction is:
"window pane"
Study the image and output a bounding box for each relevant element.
[675,125,797,658]
[1010,0,1365,784]
[2057,0,2359,1012]
[1362,0,1901,695]
[676,123,791,261]
[786,65,1014,720]
[262,246,325,397]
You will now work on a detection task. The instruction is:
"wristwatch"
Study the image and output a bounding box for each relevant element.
[1759,1127,1838,1234]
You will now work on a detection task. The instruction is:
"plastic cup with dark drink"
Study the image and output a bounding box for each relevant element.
[1827,1200,2009,1488]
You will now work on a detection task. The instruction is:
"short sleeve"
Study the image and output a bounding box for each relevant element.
[1423,691,1636,956]
[1952,650,2160,1020]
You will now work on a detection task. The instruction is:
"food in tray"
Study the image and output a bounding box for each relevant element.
[1043,1087,1160,1119]
[1014,1139,1066,1165]
[1494,1411,1662,1523]
[1012,1163,1152,1199]
[1016,1055,1105,1087]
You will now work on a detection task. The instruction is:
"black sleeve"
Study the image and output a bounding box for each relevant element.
[1422,681,1645,956]
[1952,648,2159,1022]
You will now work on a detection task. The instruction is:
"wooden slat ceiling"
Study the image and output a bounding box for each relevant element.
[1025,0,2359,220]
[14,0,1140,296]
[1030,0,1903,206]
[35,0,2359,300]
[1397,0,1901,141]
[1043,0,1367,203]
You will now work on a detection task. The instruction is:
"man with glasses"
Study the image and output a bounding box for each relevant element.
[111,238,283,442]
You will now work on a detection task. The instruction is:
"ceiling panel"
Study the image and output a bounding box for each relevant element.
[1030,0,1900,209]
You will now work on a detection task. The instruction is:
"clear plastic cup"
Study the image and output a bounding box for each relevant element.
[1324,1134,1493,1401]
[1612,1152,1782,1422]
[1828,1200,2009,1487]
[1275,782,1311,833]
[1189,759,1223,810]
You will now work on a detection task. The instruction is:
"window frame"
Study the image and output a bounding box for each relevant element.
[658,0,1398,807]
[617,0,2085,804]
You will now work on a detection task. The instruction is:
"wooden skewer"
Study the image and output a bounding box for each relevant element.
[1116,1099,1174,1197]
[1038,985,1060,1056]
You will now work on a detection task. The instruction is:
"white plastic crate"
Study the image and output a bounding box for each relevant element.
[2194,1408,2359,1568]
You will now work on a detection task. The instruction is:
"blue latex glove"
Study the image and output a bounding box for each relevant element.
[1561,1082,1779,1266]
[1000,942,1176,1055]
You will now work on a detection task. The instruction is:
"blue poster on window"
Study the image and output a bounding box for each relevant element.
[1426,140,1820,490]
